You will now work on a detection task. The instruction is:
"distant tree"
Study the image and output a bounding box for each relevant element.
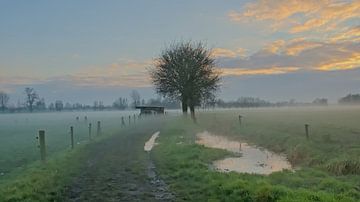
[313,98,328,106]
[113,97,128,110]
[48,103,55,111]
[98,101,104,110]
[151,41,220,120]
[24,88,39,112]
[55,100,64,111]
[0,91,10,112]
[147,97,162,106]
[161,97,181,109]
[73,103,83,110]
[130,90,141,107]
[93,101,98,110]
[339,94,360,104]
[65,102,72,110]
[35,98,46,110]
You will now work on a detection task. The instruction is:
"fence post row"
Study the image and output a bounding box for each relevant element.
[38,130,46,162]
[70,126,74,149]
[121,116,125,126]
[89,123,92,140]
[305,124,310,140]
[97,121,101,136]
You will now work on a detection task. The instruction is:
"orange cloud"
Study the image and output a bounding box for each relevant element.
[259,38,322,56]
[72,60,153,87]
[290,1,360,33]
[264,40,285,53]
[330,26,360,42]
[217,37,360,75]
[221,67,299,76]
[229,0,360,34]
[229,0,322,22]
[316,52,360,71]
[284,39,322,55]
[212,48,246,58]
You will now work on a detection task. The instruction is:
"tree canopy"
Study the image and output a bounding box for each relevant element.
[151,41,220,120]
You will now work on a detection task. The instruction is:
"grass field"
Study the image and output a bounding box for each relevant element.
[0,111,170,201]
[153,106,360,201]
[0,107,360,201]
[0,110,140,182]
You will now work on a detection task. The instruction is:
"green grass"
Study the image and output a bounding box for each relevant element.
[153,107,360,201]
[1,107,360,201]
[0,111,138,181]
[0,113,162,201]
[0,147,87,201]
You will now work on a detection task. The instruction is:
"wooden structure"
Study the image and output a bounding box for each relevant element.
[135,106,165,115]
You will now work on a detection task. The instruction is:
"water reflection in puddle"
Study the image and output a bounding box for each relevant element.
[196,131,292,175]
[144,131,160,152]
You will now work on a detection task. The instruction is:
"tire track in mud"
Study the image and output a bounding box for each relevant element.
[63,123,174,202]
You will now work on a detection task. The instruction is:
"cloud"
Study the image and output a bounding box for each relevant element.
[290,1,360,33]
[316,52,360,71]
[70,59,153,87]
[0,76,47,85]
[229,0,360,33]
[212,48,246,58]
[216,39,360,76]
[0,59,154,88]
[263,40,286,54]
[221,67,299,76]
[283,38,322,56]
[330,26,360,42]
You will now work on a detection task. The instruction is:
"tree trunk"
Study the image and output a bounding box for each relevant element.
[189,105,197,123]
[181,97,188,115]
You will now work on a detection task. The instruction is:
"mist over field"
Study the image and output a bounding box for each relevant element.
[0,0,359,201]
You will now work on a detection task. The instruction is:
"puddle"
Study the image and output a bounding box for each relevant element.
[196,131,292,175]
[144,131,160,152]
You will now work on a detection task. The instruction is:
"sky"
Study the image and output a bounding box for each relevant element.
[0,0,359,105]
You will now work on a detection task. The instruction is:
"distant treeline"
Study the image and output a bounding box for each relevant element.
[208,97,329,108]
[0,87,359,113]
[0,88,181,113]
[338,94,360,105]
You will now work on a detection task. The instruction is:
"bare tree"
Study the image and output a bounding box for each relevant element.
[0,91,9,112]
[130,90,141,107]
[150,41,220,120]
[24,87,39,112]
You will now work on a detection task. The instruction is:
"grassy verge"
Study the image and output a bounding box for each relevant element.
[0,117,164,202]
[153,110,360,201]
[0,115,155,202]
[0,145,88,201]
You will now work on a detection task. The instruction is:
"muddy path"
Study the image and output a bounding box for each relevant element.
[62,121,174,202]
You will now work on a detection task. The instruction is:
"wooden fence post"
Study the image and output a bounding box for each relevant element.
[238,115,242,125]
[305,124,310,140]
[89,123,92,140]
[97,121,101,136]
[38,130,46,162]
[70,126,74,149]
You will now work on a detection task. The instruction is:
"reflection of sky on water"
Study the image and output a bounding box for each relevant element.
[196,131,292,175]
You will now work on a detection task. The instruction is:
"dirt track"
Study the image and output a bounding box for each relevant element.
[63,121,174,202]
